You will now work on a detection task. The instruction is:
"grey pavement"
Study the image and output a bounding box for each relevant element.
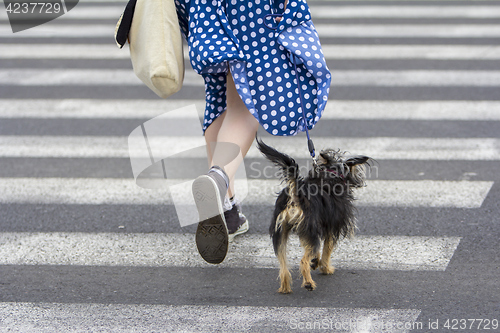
[0,1,499,332]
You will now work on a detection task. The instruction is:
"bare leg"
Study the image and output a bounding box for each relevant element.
[194,69,257,264]
[204,70,259,197]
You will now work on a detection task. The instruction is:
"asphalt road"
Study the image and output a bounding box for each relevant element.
[0,0,499,332]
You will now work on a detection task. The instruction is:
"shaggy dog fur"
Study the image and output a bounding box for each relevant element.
[257,138,372,293]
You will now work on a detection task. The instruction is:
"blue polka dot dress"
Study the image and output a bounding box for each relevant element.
[175,0,331,136]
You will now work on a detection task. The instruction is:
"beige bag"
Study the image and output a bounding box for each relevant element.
[117,0,184,98]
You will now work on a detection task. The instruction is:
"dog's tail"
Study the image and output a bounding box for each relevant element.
[256,137,300,186]
[257,137,303,256]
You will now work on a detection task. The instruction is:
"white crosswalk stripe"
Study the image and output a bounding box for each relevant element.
[2,23,500,38]
[310,6,500,18]
[3,4,500,20]
[1,99,500,120]
[0,232,461,270]
[321,45,500,60]
[316,25,500,38]
[0,44,131,59]
[1,0,498,331]
[0,302,422,333]
[3,69,500,86]
[0,178,493,208]
[1,136,499,160]
[2,44,500,60]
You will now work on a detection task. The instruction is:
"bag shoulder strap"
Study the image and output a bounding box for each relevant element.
[115,0,137,48]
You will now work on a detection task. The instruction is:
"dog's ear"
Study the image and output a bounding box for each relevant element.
[318,151,331,165]
[345,156,369,167]
[346,156,371,184]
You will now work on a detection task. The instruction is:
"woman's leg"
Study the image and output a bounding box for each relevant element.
[194,70,258,264]
[204,70,259,197]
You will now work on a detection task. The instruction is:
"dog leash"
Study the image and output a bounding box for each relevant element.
[264,14,318,169]
[290,53,316,163]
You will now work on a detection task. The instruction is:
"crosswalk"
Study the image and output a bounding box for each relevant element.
[4,68,500,86]
[3,44,500,60]
[3,24,500,38]
[0,0,498,332]
[0,303,422,333]
[1,99,500,119]
[0,178,493,208]
[0,232,461,271]
[1,136,499,159]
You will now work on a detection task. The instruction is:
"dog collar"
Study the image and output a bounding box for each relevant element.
[326,169,345,179]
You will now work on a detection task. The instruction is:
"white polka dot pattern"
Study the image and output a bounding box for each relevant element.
[175,0,331,136]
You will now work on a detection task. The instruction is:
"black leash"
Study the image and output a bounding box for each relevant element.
[291,53,316,162]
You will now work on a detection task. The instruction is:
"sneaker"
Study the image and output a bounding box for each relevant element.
[193,166,229,264]
[225,200,249,242]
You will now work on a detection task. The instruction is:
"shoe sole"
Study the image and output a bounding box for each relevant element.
[228,220,249,243]
[193,175,228,264]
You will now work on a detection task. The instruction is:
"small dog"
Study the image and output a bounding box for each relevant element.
[256,138,372,293]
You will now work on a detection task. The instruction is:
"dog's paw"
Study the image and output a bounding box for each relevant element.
[319,265,335,275]
[302,280,316,291]
[310,258,319,270]
[278,286,293,294]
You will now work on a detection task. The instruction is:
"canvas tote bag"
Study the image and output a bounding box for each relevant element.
[115,0,184,98]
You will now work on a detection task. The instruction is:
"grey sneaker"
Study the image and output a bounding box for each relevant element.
[193,166,229,264]
[225,201,249,242]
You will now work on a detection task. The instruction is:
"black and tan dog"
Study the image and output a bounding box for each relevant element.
[257,138,372,293]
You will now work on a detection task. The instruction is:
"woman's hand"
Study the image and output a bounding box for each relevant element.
[275,0,288,22]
